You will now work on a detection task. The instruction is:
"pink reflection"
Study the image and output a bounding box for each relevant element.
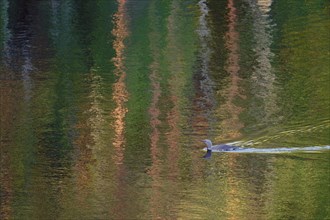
[166,0,181,184]
[147,3,163,218]
[148,61,161,175]
[148,62,162,218]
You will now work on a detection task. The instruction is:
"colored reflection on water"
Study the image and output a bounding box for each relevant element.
[0,0,329,219]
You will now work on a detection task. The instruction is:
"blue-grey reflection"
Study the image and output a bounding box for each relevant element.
[248,0,279,127]
[1,0,36,118]
[1,0,34,101]
[1,0,10,68]
[197,0,216,111]
[203,149,212,159]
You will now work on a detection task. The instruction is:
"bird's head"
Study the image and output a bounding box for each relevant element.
[202,139,213,149]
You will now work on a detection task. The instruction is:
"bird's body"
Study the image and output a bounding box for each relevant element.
[210,144,240,151]
[202,139,240,152]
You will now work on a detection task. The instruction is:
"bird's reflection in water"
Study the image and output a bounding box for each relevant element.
[203,149,212,159]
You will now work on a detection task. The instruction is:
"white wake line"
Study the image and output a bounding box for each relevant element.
[204,146,330,153]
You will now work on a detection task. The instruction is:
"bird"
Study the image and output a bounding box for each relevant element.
[202,139,240,152]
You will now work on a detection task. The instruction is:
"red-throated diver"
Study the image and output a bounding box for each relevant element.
[202,139,240,152]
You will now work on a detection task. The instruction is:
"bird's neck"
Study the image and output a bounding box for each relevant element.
[203,149,212,158]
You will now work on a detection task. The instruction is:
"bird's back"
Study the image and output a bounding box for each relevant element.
[212,144,239,152]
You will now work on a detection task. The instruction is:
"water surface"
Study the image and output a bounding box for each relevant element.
[0,0,329,219]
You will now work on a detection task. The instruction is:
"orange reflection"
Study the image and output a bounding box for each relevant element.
[111,0,129,218]
[217,0,244,141]
[72,118,93,206]
[148,55,162,220]
[222,1,244,219]
[166,0,181,180]
[112,0,129,165]
[164,2,183,217]
[72,58,105,214]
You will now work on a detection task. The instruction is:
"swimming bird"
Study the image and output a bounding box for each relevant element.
[202,139,240,152]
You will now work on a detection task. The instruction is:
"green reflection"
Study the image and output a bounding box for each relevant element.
[270,0,330,146]
[265,153,330,219]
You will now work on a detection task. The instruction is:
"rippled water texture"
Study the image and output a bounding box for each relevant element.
[1,0,329,219]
